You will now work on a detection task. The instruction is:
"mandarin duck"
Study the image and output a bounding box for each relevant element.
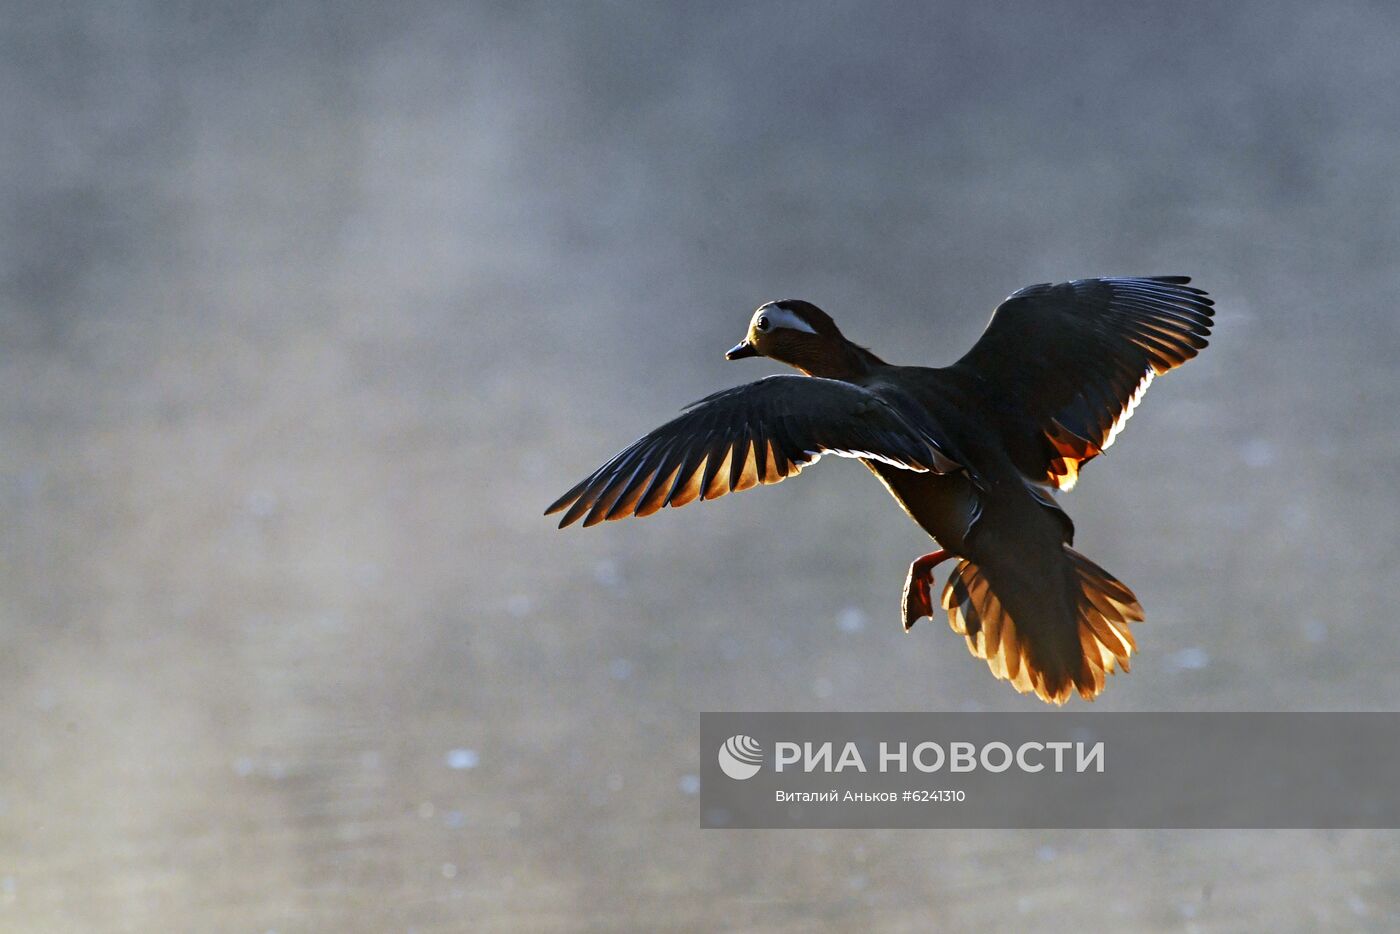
[547,277,1214,703]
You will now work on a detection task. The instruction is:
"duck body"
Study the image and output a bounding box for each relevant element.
[850,368,990,552]
[847,364,1099,698]
[547,278,1214,703]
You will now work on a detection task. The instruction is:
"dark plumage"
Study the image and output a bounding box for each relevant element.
[547,277,1215,703]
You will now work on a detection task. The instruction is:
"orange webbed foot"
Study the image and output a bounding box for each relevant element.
[901,549,951,631]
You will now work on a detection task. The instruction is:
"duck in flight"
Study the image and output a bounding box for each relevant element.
[546,277,1214,703]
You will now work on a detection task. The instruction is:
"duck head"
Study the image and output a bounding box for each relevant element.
[726,299,884,379]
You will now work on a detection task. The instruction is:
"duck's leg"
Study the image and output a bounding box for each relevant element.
[901,549,951,631]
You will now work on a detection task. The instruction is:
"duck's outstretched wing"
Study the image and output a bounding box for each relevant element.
[951,276,1214,491]
[546,375,959,528]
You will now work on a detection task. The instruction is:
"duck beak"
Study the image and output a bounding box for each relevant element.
[726,341,758,360]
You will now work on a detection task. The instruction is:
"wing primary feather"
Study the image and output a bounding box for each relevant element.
[545,455,616,518]
[581,436,673,526]
[700,437,735,500]
[663,437,712,508]
[767,434,790,478]
[727,430,751,492]
[603,439,669,521]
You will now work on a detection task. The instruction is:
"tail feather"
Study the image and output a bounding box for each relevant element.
[941,547,1143,704]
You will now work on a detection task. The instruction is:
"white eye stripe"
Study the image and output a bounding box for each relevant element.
[754,303,817,335]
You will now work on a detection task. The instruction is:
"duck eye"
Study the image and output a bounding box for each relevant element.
[756,315,770,331]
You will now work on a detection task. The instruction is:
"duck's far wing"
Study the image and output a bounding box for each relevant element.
[546,375,959,528]
[951,276,1214,491]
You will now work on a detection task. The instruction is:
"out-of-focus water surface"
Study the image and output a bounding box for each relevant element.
[3,2,1400,930]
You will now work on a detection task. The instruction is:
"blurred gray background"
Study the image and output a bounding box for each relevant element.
[3,1,1399,930]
